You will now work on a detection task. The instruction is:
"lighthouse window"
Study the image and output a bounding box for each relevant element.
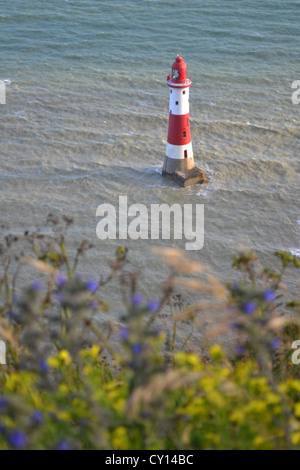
[183,131,187,138]
[170,89,172,94]
[183,91,186,95]
[175,101,179,105]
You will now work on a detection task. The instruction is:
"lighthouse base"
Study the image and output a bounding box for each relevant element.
[162,157,207,187]
[173,167,207,187]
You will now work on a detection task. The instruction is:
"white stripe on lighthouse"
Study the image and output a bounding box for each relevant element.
[166,142,193,159]
[169,87,190,115]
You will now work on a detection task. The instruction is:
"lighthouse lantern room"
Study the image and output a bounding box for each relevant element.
[162,55,207,187]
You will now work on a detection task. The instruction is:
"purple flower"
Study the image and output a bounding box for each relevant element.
[89,300,98,310]
[264,290,276,302]
[132,344,143,355]
[56,292,64,304]
[271,338,281,350]
[31,411,44,425]
[119,328,130,341]
[39,360,50,373]
[86,280,98,293]
[230,282,239,291]
[8,431,27,449]
[132,294,143,306]
[57,439,71,450]
[147,301,160,312]
[56,273,66,287]
[236,345,246,356]
[140,411,152,419]
[0,398,8,412]
[242,301,257,315]
[32,280,42,291]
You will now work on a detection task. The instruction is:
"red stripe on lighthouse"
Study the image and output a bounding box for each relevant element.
[167,113,191,146]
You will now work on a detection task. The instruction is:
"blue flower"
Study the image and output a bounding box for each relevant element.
[140,411,152,419]
[86,280,98,293]
[132,344,143,355]
[242,301,257,315]
[0,398,8,412]
[147,301,160,312]
[39,360,50,373]
[236,345,246,356]
[32,280,42,291]
[271,338,281,350]
[8,431,27,449]
[57,439,71,450]
[264,290,276,302]
[230,282,240,291]
[132,294,143,306]
[119,328,130,341]
[56,292,64,304]
[89,300,98,310]
[31,411,44,425]
[56,273,66,287]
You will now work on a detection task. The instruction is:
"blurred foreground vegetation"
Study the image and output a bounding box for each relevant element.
[1,215,300,450]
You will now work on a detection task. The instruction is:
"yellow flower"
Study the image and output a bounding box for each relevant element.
[59,350,72,365]
[47,357,60,369]
[112,426,128,450]
[209,345,224,361]
[230,409,245,423]
[59,384,69,394]
[253,436,267,447]
[90,345,100,359]
[291,431,300,446]
[245,400,267,415]
[265,393,280,406]
[57,411,71,421]
[294,403,300,418]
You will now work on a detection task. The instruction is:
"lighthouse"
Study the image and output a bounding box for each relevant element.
[162,55,207,187]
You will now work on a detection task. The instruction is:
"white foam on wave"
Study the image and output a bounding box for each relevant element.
[289,249,300,258]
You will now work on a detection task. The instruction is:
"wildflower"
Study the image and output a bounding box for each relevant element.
[264,290,276,302]
[147,300,160,312]
[0,398,8,412]
[47,356,60,369]
[132,344,143,355]
[242,301,257,315]
[140,411,152,419]
[59,350,72,366]
[230,322,241,331]
[90,345,100,359]
[119,328,130,341]
[132,294,143,306]
[56,273,66,287]
[230,282,240,291]
[39,359,50,373]
[8,431,27,449]
[55,292,64,304]
[86,280,98,293]
[271,338,281,350]
[89,300,98,310]
[32,280,42,291]
[31,411,44,426]
[236,345,246,356]
[57,439,71,450]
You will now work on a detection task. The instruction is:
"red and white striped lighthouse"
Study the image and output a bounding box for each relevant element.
[162,55,206,186]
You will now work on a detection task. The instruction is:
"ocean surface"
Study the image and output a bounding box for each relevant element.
[1,1,300,326]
